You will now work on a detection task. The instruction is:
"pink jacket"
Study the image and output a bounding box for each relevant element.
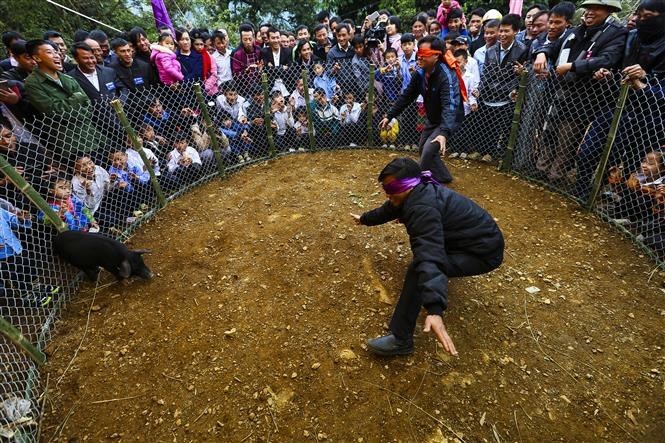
[436,1,466,29]
[151,48,183,85]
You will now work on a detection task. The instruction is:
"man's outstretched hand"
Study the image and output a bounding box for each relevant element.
[424,315,458,356]
[350,213,362,225]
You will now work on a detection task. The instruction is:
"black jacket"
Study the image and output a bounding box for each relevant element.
[387,62,464,137]
[623,30,665,80]
[0,67,37,121]
[67,65,122,100]
[261,47,293,68]
[536,18,627,80]
[109,58,156,91]
[360,182,504,314]
[481,40,528,104]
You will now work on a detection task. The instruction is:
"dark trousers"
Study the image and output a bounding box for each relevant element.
[390,248,504,340]
[419,125,454,184]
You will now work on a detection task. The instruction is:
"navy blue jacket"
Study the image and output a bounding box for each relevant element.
[360,183,504,315]
[386,62,464,137]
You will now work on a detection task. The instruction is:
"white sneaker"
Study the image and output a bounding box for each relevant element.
[244,153,252,161]
[450,152,460,158]
[237,154,245,163]
[349,143,357,147]
[381,144,388,148]
[298,147,305,152]
[389,144,396,149]
[459,153,468,159]
[289,148,296,152]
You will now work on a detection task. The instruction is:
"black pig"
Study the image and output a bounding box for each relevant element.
[53,231,154,282]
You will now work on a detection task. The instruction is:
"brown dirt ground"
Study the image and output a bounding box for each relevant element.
[41,150,664,442]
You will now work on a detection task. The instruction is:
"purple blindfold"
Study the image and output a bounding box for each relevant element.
[382,170,441,195]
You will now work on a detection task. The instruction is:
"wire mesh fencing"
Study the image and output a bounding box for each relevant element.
[1,57,664,441]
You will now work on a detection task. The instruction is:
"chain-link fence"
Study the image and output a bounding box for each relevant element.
[1,57,663,440]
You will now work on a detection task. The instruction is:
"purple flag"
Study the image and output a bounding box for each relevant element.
[151,0,174,33]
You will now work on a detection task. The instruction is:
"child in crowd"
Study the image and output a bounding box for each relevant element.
[0,205,55,306]
[220,112,252,163]
[442,8,468,38]
[454,49,479,116]
[270,91,295,152]
[339,90,362,146]
[244,87,269,157]
[290,78,313,110]
[379,115,399,148]
[108,151,150,192]
[310,87,340,148]
[313,63,338,101]
[294,108,313,151]
[167,132,203,182]
[72,156,110,217]
[41,177,97,231]
[212,31,233,88]
[216,83,248,123]
[140,123,168,157]
[604,151,665,257]
[151,33,184,86]
[374,48,402,114]
[437,0,466,32]
[351,35,371,88]
[124,134,161,178]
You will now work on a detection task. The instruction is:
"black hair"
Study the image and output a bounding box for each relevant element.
[9,40,27,57]
[638,0,665,13]
[384,47,397,57]
[378,9,392,17]
[316,10,330,22]
[88,29,108,43]
[501,14,522,32]
[314,24,328,35]
[73,29,89,43]
[532,10,550,23]
[2,31,23,49]
[444,31,461,41]
[400,33,415,43]
[388,16,401,32]
[295,25,309,34]
[330,16,341,25]
[270,90,283,100]
[71,42,93,58]
[172,131,189,143]
[43,30,62,40]
[157,25,171,33]
[110,38,130,51]
[212,30,227,42]
[453,49,468,59]
[239,23,255,35]
[342,18,355,27]
[426,9,437,18]
[550,1,576,20]
[447,8,464,22]
[414,13,429,25]
[267,26,281,36]
[378,157,421,182]
[295,39,313,55]
[259,23,272,30]
[223,81,237,93]
[417,35,444,51]
[485,19,501,29]
[25,39,50,57]
[526,3,548,14]
[175,27,189,42]
[313,86,326,96]
[158,33,174,44]
[336,23,351,34]
[470,8,487,19]
[128,27,147,46]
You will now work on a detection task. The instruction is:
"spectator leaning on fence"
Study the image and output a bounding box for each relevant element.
[533,0,627,184]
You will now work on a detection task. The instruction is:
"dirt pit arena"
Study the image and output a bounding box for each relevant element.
[42,151,663,442]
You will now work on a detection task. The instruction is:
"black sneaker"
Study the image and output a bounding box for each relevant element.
[367,334,414,356]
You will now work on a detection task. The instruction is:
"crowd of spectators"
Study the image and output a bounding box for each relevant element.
[1,0,665,305]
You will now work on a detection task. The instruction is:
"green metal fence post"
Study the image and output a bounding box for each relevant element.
[111,100,166,208]
[585,83,630,211]
[500,70,529,172]
[193,83,226,177]
[261,72,277,157]
[367,64,376,148]
[301,69,316,151]
[0,154,67,232]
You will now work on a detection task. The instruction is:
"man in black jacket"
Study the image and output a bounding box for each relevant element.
[108,38,156,92]
[352,157,504,356]
[68,42,121,101]
[381,35,464,184]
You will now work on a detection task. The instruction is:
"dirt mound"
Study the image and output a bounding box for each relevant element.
[42,151,664,442]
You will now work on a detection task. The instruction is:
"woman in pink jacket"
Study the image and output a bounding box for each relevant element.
[150,33,184,86]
